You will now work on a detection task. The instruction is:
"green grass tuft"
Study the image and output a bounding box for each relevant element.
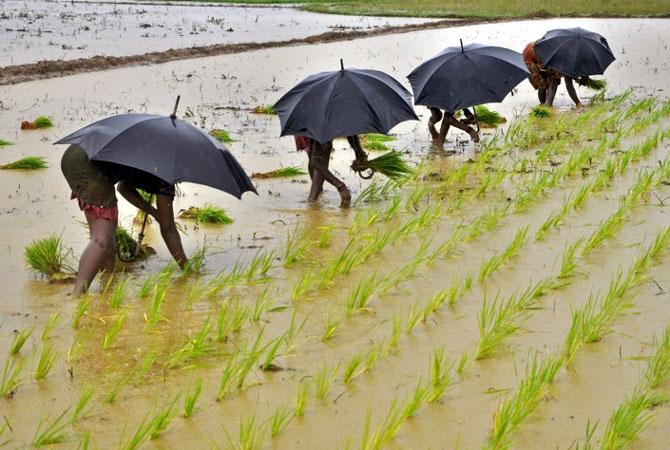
[0,139,13,146]
[474,105,507,127]
[361,133,396,152]
[179,205,233,224]
[353,151,414,181]
[209,129,235,143]
[25,234,72,277]
[33,116,54,128]
[251,166,307,179]
[531,105,553,118]
[253,104,276,114]
[1,156,48,170]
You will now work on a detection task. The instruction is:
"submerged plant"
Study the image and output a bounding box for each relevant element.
[531,105,552,118]
[644,327,670,390]
[72,385,94,423]
[179,205,232,224]
[25,234,73,277]
[1,357,25,398]
[149,395,179,439]
[103,312,128,350]
[294,380,311,417]
[0,139,13,146]
[270,404,293,437]
[32,408,70,447]
[253,104,276,114]
[1,156,48,170]
[209,128,235,143]
[599,390,664,450]
[35,344,59,379]
[10,327,34,354]
[251,166,307,179]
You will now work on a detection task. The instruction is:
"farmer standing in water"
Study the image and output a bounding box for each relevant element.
[295,135,368,208]
[427,107,480,148]
[61,144,118,296]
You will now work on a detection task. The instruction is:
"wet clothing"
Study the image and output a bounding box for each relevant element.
[294,135,312,152]
[61,145,118,209]
[523,42,561,91]
[99,162,176,198]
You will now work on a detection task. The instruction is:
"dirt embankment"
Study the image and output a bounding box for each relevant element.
[0,18,493,86]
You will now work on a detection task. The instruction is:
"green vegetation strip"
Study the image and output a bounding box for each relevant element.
[1,156,47,170]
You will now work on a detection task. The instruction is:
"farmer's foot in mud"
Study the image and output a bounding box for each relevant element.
[469,129,480,143]
[338,184,351,208]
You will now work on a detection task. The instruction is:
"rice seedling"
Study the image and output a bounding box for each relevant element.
[179,205,232,224]
[644,328,670,390]
[294,380,311,417]
[531,105,552,118]
[144,283,167,331]
[0,139,12,146]
[599,390,664,450]
[117,412,153,450]
[486,354,563,449]
[422,289,448,318]
[364,345,381,372]
[402,380,429,419]
[474,105,507,127]
[1,155,48,170]
[0,357,25,398]
[352,151,414,182]
[253,104,276,114]
[283,227,312,267]
[251,166,307,178]
[245,250,275,283]
[106,370,133,403]
[314,363,336,401]
[361,133,396,152]
[21,115,54,129]
[270,404,293,437]
[649,226,670,260]
[24,234,72,277]
[168,318,215,368]
[209,128,235,143]
[231,304,251,333]
[236,329,265,389]
[553,239,584,288]
[478,227,528,282]
[260,333,285,371]
[321,314,339,342]
[354,178,399,205]
[229,414,267,450]
[148,395,179,439]
[10,327,33,354]
[405,301,424,334]
[109,275,130,308]
[216,354,239,401]
[182,378,203,418]
[624,97,656,120]
[102,312,127,350]
[428,347,453,403]
[182,244,206,277]
[76,433,90,450]
[35,344,58,380]
[343,352,365,384]
[32,408,70,447]
[389,314,402,350]
[345,274,377,316]
[476,293,520,360]
[359,402,405,450]
[285,309,307,353]
[40,313,60,341]
[72,384,93,423]
[581,206,626,255]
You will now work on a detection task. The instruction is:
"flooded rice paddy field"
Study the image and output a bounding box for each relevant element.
[0,0,436,66]
[1,17,670,450]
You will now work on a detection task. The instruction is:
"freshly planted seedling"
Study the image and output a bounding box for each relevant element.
[10,327,34,354]
[21,116,54,129]
[599,390,664,450]
[179,205,232,224]
[294,380,311,417]
[209,128,235,143]
[345,274,377,316]
[260,333,285,371]
[110,275,130,308]
[35,344,58,379]
[182,244,206,277]
[149,395,179,439]
[144,284,167,330]
[72,385,93,423]
[103,312,128,350]
[216,354,239,401]
[118,412,153,450]
[32,408,70,447]
[270,404,293,437]
[0,139,13,146]
[644,327,670,389]
[476,293,519,360]
[253,104,276,114]
[72,295,92,329]
[1,357,25,398]
[428,347,453,403]
[183,378,203,418]
[531,105,552,118]
[251,166,307,179]
[402,380,429,419]
[2,156,48,170]
[25,234,73,278]
[343,353,364,384]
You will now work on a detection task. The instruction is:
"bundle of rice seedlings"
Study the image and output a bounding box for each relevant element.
[1,156,48,170]
[0,139,13,146]
[361,134,396,152]
[209,129,235,143]
[116,225,154,260]
[24,234,74,279]
[474,105,507,127]
[351,151,414,182]
[252,105,276,114]
[531,105,553,118]
[179,205,232,224]
[580,78,607,91]
[20,116,54,129]
[251,166,307,179]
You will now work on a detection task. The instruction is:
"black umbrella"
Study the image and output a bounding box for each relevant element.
[274,60,418,144]
[55,99,256,199]
[408,41,529,112]
[534,27,615,78]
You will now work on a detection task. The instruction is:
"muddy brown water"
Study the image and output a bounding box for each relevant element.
[0,17,669,450]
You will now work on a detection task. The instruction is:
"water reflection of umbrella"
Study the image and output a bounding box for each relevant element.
[54,102,256,199]
[274,61,418,144]
[408,41,529,112]
[534,27,615,78]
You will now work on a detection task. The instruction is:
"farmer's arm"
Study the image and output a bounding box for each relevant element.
[155,194,188,269]
[117,181,159,219]
[565,77,581,107]
[347,135,368,161]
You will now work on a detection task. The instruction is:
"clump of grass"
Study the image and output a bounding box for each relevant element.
[1,156,47,170]
[270,404,293,438]
[179,205,232,224]
[361,133,396,152]
[1,357,25,398]
[25,234,73,278]
[115,226,153,260]
[10,327,34,354]
[644,328,670,390]
[183,378,203,418]
[314,363,336,401]
[253,104,276,114]
[209,128,235,143]
[531,105,553,118]
[599,390,664,450]
[474,105,507,127]
[148,396,179,439]
[352,151,414,182]
[35,344,59,380]
[251,166,307,179]
[32,408,70,447]
[21,116,53,129]
[0,139,13,146]
[294,380,311,417]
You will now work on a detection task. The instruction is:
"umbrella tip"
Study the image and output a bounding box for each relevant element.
[460,39,464,52]
[171,95,181,119]
[340,59,344,71]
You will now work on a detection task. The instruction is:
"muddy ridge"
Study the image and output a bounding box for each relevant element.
[0,18,492,86]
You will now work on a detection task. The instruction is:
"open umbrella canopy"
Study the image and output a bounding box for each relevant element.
[534,27,615,78]
[55,114,256,199]
[408,42,529,112]
[274,65,418,144]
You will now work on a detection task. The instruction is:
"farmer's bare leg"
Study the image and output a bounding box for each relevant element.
[73,212,116,296]
[545,79,559,107]
[443,113,479,143]
[428,107,443,141]
[564,77,581,107]
[460,108,477,125]
[435,113,451,148]
[538,88,547,104]
[309,144,351,208]
[156,194,188,269]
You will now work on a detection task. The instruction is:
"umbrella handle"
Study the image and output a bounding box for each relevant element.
[170,95,181,119]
